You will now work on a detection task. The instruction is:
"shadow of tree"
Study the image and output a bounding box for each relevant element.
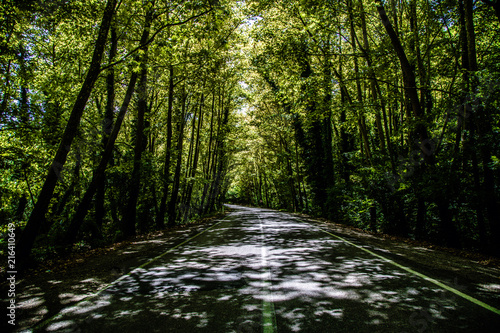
[14,206,500,332]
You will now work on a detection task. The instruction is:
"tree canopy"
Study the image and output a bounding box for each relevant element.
[1,0,500,263]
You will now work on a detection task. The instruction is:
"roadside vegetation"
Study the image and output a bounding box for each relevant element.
[227,0,500,255]
[1,0,500,266]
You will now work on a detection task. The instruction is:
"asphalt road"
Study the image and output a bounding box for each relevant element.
[34,205,500,332]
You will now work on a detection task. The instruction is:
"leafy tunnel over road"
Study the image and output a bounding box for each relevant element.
[3,2,500,330]
[22,205,500,332]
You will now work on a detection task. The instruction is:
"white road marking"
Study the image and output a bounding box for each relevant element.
[259,215,278,333]
[314,224,500,316]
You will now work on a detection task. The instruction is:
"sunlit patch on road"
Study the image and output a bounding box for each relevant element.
[30,205,500,332]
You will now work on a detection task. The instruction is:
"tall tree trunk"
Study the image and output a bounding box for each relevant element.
[167,91,187,226]
[158,65,175,229]
[464,0,478,72]
[295,143,304,211]
[95,26,117,230]
[348,0,372,163]
[464,0,500,254]
[281,136,297,211]
[376,0,461,244]
[17,0,117,262]
[199,91,217,214]
[331,36,354,185]
[182,93,205,223]
[359,0,391,160]
[0,60,12,119]
[320,56,335,218]
[376,0,431,159]
[181,95,198,213]
[205,90,228,215]
[409,0,425,113]
[455,0,484,248]
[18,44,30,125]
[295,45,334,217]
[64,71,139,245]
[122,8,153,237]
[207,104,230,213]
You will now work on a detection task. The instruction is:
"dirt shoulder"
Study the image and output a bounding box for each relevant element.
[1,213,225,332]
[299,214,500,309]
[2,208,500,331]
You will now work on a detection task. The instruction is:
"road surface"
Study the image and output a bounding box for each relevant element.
[34,205,500,332]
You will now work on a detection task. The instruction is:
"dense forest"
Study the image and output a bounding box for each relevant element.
[1,0,499,265]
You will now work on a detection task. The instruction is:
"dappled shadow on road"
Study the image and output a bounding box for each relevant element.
[31,206,500,332]
[303,216,500,311]
[8,226,214,332]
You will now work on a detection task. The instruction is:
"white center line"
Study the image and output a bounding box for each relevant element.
[259,215,278,333]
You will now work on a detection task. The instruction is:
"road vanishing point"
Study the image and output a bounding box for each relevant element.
[33,205,500,332]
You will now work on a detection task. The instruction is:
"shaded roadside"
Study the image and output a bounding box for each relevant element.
[299,214,500,310]
[2,205,500,332]
[25,205,500,332]
[0,212,226,332]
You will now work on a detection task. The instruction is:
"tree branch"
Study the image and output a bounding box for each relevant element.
[99,8,213,72]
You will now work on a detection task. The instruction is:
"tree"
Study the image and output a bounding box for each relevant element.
[16,0,117,263]
[5,0,500,264]
[122,5,154,237]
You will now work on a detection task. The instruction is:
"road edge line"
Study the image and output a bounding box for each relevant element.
[314,225,500,316]
[32,217,228,331]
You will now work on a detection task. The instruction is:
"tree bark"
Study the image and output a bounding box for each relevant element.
[64,71,139,245]
[348,0,372,163]
[95,26,118,229]
[464,0,500,254]
[158,65,175,229]
[375,0,433,162]
[464,0,478,72]
[205,90,229,215]
[0,60,12,119]
[181,93,205,223]
[207,104,230,213]
[167,91,187,226]
[199,91,217,214]
[123,9,153,237]
[17,0,117,262]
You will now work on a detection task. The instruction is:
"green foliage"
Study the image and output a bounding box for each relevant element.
[2,0,500,261]
[0,0,245,262]
[226,0,500,254]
